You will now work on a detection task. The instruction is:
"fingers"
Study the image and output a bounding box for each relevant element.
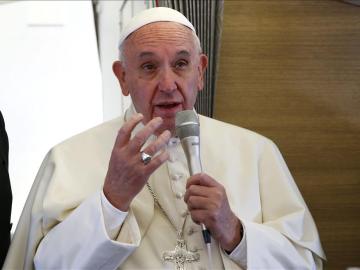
[142,129,171,157]
[115,115,166,154]
[184,185,223,212]
[184,183,211,203]
[184,174,228,226]
[140,129,171,174]
[113,115,170,174]
[115,113,144,148]
[185,174,221,204]
[144,149,170,174]
[128,117,164,153]
[185,195,209,211]
[187,209,209,225]
[186,173,219,189]
[104,115,170,211]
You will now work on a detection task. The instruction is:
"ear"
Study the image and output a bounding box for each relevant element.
[113,61,129,96]
[196,54,208,91]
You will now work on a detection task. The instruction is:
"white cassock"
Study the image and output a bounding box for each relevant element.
[4,105,326,270]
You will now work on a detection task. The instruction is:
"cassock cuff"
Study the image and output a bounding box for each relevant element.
[101,190,128,240]
[228,220,247,267]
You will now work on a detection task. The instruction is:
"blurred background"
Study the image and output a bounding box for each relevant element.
[0,0,145,235]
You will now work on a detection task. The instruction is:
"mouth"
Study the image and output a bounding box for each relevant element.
[153,102,182,116]
[156,103,180,109]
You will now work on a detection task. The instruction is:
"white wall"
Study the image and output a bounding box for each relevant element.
[96,0,154,121]
[0,0,155,234]
[0,1,103,231]
[96,0,127,121]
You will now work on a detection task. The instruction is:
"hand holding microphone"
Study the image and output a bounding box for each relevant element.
[176,110,243,254]
[175,110,211,244]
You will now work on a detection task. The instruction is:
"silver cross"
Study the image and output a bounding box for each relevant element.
[162,239,200,270]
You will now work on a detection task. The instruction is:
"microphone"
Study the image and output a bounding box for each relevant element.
[175,110,211,245]
[175,110,202,175]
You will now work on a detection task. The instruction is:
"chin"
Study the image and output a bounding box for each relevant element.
[157,120,176,137]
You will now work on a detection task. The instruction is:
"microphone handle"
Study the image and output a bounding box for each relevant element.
[180,136,211,244]
[180,136,202,175]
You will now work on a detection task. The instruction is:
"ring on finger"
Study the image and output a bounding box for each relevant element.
[140,151,152,165]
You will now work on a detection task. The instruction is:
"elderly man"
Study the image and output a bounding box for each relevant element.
[5,7,325,270]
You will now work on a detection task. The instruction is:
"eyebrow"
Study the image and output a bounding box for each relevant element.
[176,50,191,58]
[138,51,155,59]
[138,50,191,59]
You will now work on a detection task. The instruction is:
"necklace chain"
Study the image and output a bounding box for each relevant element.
[145,152,201,269]
[146,182,187,238]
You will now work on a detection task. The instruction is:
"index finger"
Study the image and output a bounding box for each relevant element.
[186,173,219,189]
[114,113,144,148]
[128,117,163,153]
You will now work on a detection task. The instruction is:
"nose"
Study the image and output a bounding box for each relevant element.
[158,66,177,93]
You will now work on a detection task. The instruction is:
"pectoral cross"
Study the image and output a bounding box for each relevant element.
[162,239,200,270]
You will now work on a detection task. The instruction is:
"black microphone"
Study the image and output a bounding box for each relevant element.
[175,110,211,245]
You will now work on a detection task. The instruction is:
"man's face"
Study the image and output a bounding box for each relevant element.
[113,22,208,135]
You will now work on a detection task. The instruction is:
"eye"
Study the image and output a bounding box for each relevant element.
[175,60,189,69]
[141,63,156,72]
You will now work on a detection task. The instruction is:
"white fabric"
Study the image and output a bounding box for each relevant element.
[118,7,196,46]
[100,190,128,240]
[4,105,326,269]
[101,170,247,267]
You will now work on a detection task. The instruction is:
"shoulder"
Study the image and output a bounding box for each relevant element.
[199,115,273,147]
[50,116,124,157]
[37,117,125,192]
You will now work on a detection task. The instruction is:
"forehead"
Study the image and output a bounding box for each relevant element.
[123,22,196,57]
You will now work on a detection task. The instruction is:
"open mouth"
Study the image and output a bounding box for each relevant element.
[157,103,179,109]
[154,102,182,116]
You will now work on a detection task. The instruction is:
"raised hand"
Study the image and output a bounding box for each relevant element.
[103,114,171,211]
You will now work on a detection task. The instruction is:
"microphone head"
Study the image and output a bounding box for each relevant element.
[175,110,200,139]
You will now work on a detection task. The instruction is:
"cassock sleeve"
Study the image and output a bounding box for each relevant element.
[100,190,129,240]
[34,191,141,269]
[224,140,326,269]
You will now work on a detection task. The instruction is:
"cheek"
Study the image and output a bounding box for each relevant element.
[183,80,199,106]
[130,87,155,119]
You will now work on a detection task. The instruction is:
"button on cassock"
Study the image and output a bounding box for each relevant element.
[181,210,188,217]
[170,173,183,181]
[176,192,184,199]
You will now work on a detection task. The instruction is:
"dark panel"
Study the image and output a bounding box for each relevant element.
[215,1,360,269]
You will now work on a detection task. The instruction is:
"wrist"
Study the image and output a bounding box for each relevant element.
[103,186,131,212]
[222,218,243,253]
